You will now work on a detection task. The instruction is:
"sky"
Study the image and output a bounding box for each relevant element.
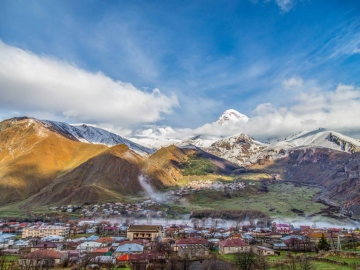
[1,0,360,140]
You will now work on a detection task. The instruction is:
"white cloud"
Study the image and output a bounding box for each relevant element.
[282,76,303,89]
[0,41,178,127]
[159,82,360,141]
[275,0,296,13]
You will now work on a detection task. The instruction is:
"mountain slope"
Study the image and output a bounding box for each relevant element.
[204,133,267,166]
[149,145,240,179]
[0,117,107,205]
[26,144,177,206]
[248,128,360,166]
[42,120,155,155]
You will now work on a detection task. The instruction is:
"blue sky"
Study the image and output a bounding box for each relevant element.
[1,0,360,138]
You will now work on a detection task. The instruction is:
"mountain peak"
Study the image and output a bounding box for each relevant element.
[216,109,249,125]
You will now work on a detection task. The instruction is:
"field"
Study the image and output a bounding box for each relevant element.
[220,252,358,270]
[183,182,329,219]
[0,177,339,223]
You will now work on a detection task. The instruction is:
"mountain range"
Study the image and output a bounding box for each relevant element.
[0,111,360,218]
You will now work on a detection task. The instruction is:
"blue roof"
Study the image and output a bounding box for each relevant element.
[115,243,144,253]
[87,235,99,241]
[281,235,305,241]
[0,234,16,242]
[273,242,287,247]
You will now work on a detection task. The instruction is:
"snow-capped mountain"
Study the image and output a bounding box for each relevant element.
[269,128,360,153]
[247,128,360,165]
[204,133,267,166]
[42,120,155,155]
[216,109,249,125]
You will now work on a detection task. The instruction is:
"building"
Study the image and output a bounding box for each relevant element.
[113,243,144,257]
[127,225,162,241]
[178,245,209,259]
[19,250,68,268]
[274,223,291,234]
[218,238,250,254]
[251,246,276,256]
[22,225,69,239]
[31,241,62,252]
[76,241,103,252]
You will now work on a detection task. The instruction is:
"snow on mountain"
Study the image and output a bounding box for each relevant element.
[204,133,268,166]
[129,126,180,149]
[176,135,218,148]
[216,109,249,125]
[269,128,360,153]
[140,126,176,137]
[247,128,360,165]
[42,120,155,155]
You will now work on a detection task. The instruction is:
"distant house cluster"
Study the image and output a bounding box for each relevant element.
[1,218,359,269]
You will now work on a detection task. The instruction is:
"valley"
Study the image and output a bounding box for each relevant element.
[0,114,359,226]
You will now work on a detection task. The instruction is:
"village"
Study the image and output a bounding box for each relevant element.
[1,216,360,270]
[171,180,249,197]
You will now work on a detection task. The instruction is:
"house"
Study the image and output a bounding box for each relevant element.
[91,256,116,265]
[41,235,64,242]
[273,242,288,250]
[96,237,114,245]
[0,233,16,249]
[19,250,68,268]
[76,241,103,252]
[218,238,250,254]
[174,238,210,251]
[113,243,144,257]
[68,250,82,263]
[87,235,100,241]
[13,240,30,249]
[251,246,276,256]
[178,244,209,259]
[31,241,62,252]
[127,225,162,241]
[274,223,291,234]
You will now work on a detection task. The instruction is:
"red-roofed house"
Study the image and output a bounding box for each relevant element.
[219,238,250,254]
[117,253,166,262]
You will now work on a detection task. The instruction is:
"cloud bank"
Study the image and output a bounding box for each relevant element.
[0,41,178,127]
[169,79,360,141]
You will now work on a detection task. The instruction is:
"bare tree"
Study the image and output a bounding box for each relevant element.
[234,252,257,270]
[297,256,316,270]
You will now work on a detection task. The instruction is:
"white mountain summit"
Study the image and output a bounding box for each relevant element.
[216,109,249,125]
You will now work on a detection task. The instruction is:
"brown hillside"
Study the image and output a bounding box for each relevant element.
[0,118,107,205]
[148,145,240,179]
[26,144,177,206]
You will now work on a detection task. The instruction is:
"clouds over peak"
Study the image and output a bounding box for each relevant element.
[168,81,360,141]
[0,41,178,128]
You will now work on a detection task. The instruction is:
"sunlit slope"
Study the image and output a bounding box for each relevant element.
[26,144,177,206]
[0,117,107,205]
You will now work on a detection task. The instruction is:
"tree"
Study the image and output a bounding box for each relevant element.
[234,252,257,270]
[297,256,316,270]
[317,234,330,251]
